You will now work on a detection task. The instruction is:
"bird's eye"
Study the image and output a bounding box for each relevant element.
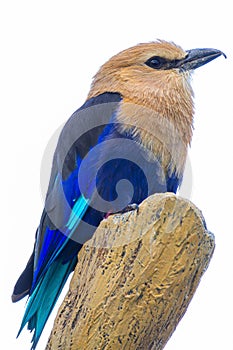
[145,56,166,69]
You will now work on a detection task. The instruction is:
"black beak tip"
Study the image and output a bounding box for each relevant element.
[222,51,227,59]
[215,50,227,61]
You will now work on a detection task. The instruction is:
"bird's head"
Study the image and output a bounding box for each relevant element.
[88,40,225,107]
[88,40,225,149]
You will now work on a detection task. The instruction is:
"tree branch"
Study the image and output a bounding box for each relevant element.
[46,193,215,350]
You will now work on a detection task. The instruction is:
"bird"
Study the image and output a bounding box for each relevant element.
[12,40,226,349]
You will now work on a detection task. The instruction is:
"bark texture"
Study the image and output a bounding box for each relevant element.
[46,193,215,350]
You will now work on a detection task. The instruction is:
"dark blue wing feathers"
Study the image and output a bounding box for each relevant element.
[32,92,122,286]
[17,93,122,348]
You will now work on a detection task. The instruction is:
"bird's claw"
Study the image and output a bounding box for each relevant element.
[104,203,139,219]
[118,203,139,214]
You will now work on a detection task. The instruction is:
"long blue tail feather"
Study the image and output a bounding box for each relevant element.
[18,257,77,349]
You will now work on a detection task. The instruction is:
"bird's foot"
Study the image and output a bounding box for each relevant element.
[117,203,139,215]
[104,203,139,219]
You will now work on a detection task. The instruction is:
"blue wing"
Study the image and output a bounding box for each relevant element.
[14,92,122,348]
[31,92,123,289]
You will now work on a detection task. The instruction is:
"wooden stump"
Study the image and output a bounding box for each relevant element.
[46,193,215,350]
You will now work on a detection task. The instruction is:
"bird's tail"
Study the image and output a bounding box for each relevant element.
[17,257,76,349]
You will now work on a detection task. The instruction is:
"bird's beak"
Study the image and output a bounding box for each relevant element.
[177,48,226,71]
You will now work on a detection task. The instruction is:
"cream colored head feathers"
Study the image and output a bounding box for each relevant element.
[88,40,194,144]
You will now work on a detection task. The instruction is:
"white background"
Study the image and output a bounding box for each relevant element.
[1,1,232,349]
